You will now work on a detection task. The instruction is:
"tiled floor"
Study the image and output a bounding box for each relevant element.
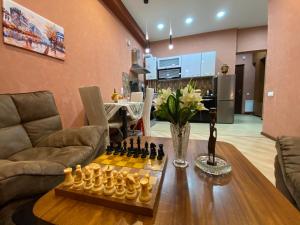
[150,115,276,184]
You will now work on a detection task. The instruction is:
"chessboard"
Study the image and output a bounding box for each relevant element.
[54,138,167,216]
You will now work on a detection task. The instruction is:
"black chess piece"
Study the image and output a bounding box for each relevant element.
[137,136,141,154]
[127,151,132,157]
[144,141,149,155]
[158,144,165,157]
[157,143,164,160]
[120,140,127,156]
[141,148,147,158]
[150,143,157,159]
[129,138,134,150]
[105,145,112,155]
[114,142,121,155]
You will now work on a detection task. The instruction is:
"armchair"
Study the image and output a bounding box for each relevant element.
[275,136,300,210]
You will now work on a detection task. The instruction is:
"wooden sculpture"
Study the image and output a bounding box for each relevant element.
[207,108,217,166]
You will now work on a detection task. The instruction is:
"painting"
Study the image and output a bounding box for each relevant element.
[2,0,65,60]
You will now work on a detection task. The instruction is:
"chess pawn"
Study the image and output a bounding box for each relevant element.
[73,165,84,189]
[83,168,93,191]
[145,173,152,192]
[133,173,141,190]
[139,177,152,202]
[92,167,103,194]
[125,175,138,200]
[115,173,126,197]
[63,167,73,187]
[103,166,115,195]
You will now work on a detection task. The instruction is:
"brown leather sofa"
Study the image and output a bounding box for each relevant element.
[275,136,300,210]
[0,91,107,224]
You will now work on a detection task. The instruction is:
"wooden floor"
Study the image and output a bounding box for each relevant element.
[150,115,276,184]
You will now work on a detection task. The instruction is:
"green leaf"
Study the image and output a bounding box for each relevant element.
[167,95,177,122]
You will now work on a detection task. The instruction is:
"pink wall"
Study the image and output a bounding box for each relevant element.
[151,29,238,75]
[263,0,300,137]
[237,26,268,53]
[236,53,256,113]
[0,0,142,128]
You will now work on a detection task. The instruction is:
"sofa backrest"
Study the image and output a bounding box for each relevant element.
[0,91,62,159]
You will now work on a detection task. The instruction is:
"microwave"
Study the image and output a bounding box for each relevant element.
[158,68,181,80]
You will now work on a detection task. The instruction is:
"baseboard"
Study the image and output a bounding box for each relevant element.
[261,131,277,141]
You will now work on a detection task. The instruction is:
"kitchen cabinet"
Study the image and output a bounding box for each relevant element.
[201,51,216,76]
[181,53,202,78]
[145,56,157,80]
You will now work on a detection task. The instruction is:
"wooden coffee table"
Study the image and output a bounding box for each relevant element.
[33,137,300,225]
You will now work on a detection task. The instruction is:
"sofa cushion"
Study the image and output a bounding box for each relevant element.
[8,146,94,168]
[0,95,20,128]
[23,115,62,146]
[0,125,32,159]
[11,91,59,123]
[36,125,105,150]
[276,136,300,209]
[0,159,64,206]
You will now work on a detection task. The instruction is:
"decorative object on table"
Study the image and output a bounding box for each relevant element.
[221,64,229,75]
[2,0,65,60]
[111,88,123,103]
[154,82,206,168]
[195,108,232,175]
[55,137,168,216]
[207,108,217,166]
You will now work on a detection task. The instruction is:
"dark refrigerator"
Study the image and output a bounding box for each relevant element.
[214,75,235,124]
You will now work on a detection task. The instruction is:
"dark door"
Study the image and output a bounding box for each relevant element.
[235,65,244,114]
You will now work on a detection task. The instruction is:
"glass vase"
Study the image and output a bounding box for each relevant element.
[170,122,191,168]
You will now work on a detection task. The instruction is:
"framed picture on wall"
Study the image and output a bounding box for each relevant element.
[2,0,65,60]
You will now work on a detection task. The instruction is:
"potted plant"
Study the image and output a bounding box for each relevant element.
[154,83,206,168]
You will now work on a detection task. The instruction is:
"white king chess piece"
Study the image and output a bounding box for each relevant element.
[91,165,103,194]
[103,166,115,196]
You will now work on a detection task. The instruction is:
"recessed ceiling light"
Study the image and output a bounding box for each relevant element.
[216,11,226,19]
[185,17,193,25]
[157,23,164,30]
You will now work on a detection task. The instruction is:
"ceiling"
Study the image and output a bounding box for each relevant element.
[122,0,268,42]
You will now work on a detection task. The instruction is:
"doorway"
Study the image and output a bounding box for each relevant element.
[253,51,267,117]
[235,64,244,114]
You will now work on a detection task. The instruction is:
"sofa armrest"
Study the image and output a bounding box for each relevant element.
[36,126,107,150]
[276,136,300,209]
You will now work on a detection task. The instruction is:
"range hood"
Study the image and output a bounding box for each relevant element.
[130,49,150,74]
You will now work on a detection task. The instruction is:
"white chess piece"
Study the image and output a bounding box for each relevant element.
[145,173,152,192]
[73,165,84,189]
[91,166,103,194]
[115,173,126,197]
[103,166,115,195]
[125,175,137,200]
[83,168,93,191]
[133,173,141,190]
[63,167,73,187]
[139,177,152,202]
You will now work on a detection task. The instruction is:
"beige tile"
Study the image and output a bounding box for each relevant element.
[150,115,276,184]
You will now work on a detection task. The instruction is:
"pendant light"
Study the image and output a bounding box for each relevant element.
[168,23,174,50]
[145,23,151,54]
